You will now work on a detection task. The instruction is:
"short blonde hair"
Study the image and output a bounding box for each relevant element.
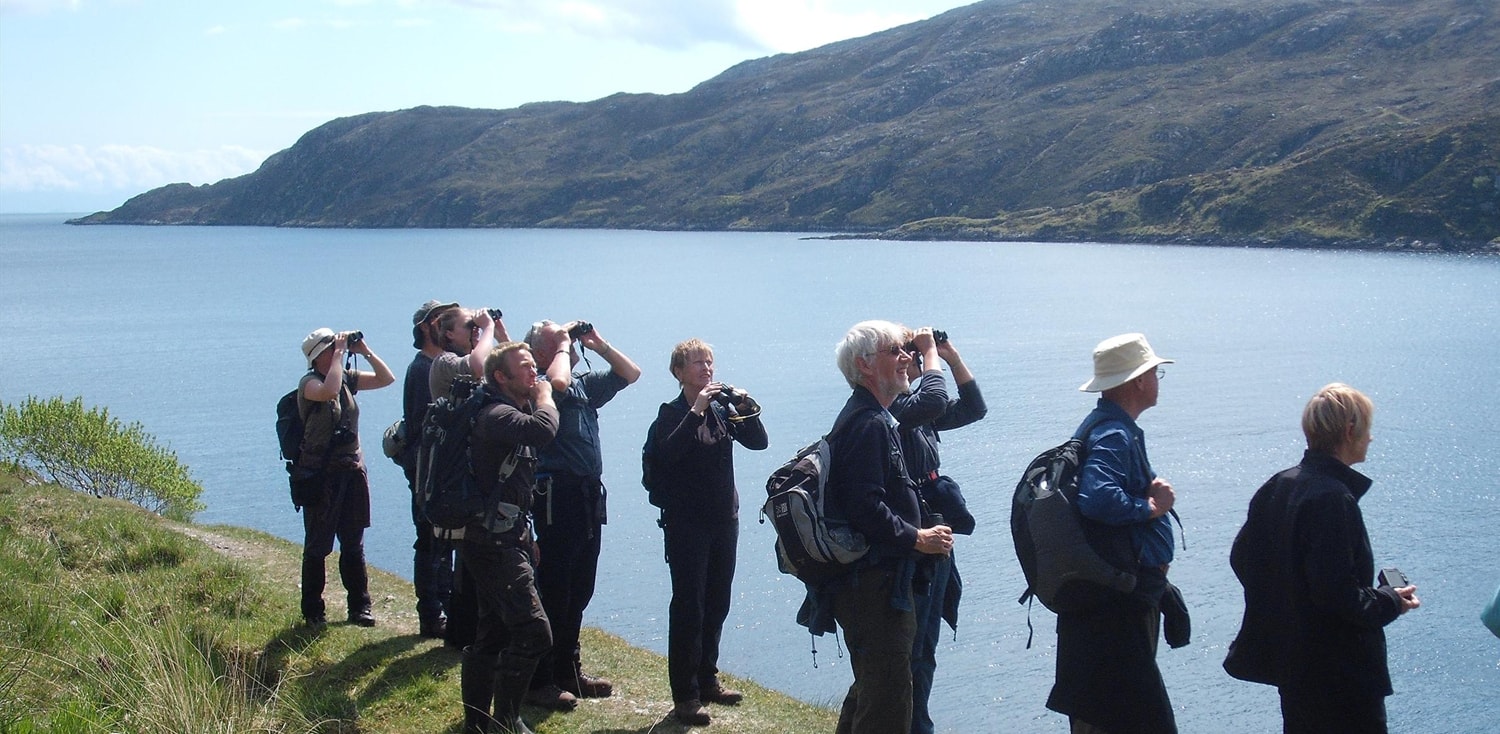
[669,338,713,380]
[1302,383,1374,453]
[483,341,531,385]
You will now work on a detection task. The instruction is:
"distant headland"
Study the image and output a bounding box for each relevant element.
[69,0,1500,253]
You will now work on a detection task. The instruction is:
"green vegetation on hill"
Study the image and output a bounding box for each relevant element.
[0,475,837,732]
[71,0,1500,250]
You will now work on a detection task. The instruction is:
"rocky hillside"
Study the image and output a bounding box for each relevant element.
[72,0,1500,250]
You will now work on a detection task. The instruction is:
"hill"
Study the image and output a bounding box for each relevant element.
[0,474,836,732]
[70,0,1500,251]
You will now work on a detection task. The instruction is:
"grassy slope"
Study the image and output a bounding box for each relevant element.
[0,473,835,733]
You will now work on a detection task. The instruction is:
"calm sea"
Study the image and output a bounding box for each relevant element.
[1,214,1497,732]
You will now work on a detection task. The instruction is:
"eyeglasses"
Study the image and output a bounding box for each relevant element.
[1155,366,1167,379]
[875,344,906,357]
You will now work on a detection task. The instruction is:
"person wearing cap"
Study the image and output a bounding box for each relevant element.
[521,320,642,711]
[1046,332,1178,734]
[402,299,461,639]
[1224,383,1420,733]
[295,327,395,627]
[889,327,987,734]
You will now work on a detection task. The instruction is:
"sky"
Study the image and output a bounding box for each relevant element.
[0,0,981,214]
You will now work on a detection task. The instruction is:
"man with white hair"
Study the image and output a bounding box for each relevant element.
[1046,332,1179,734]
[825,320,954,734]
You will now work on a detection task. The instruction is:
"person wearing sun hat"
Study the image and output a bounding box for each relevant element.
[1046,332,1180,734]
[401,299,461,639]
[295,325,395,628]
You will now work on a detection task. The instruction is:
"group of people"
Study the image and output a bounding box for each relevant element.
[288,312,1425,734]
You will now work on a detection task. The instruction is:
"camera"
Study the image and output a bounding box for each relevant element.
[485,308,503,321]
[1378,567,1409,588]
[346,330,364,347]
[712,384,740,407]
[903,329,949,353]
[568,321,594,339]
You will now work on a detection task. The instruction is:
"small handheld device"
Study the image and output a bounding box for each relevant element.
[1378,567,1409,588]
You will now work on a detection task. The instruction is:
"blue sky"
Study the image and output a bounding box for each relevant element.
[1,0,979,213]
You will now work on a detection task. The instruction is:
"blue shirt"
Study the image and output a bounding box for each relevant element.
[537,368,629,477]
[1075,398,1174,568]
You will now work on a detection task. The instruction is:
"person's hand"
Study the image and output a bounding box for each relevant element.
[473,308,493,330]
[911,327,937,352]
[936,337,959,363]
[577,325,606,352]
[530,373,554,404]
[735,391,759,415]
[691,383,717,415]
[332,334,349,355]
[915,525,953,555]
[1148,477,1175,518]
[1395,585,1421,614]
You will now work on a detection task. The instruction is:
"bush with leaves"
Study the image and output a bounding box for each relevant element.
[0,396,204,521]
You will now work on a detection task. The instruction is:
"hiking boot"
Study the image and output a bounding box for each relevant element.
[419,617,448,639]
[673,699,711,726]
[348,608,376,627]
[524,683,577,712]
[700,684,743,706]
[303,614,327,628]
[567,672,613,698]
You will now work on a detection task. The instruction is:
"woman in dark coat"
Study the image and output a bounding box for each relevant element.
[1224,383,1421,734]
[646,338,767,726]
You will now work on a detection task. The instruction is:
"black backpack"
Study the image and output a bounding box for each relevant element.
[416,377,517,530]
[640,430,666,509]
[275,388,304,464]
[760,411,869,586]
[1010,423,1139,617]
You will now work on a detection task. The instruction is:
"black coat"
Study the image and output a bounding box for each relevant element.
[1224,451,1404,697]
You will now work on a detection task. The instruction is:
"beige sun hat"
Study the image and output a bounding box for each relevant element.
[1079,332,1174,392]
[301,327,336,367]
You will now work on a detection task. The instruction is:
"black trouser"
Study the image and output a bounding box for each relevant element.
[459,536,552,662]
[532,472,604,688]
[300,467,371,621]
[663,515,737,703]
[1280,687,1387,734]
[457,535,552,730]
[408,466,454,627]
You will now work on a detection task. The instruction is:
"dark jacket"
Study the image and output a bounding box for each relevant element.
[469,386,559,543]
[890,372,988,631]
[1224,451,1404,697]
[648,392,767,521]
[828,386,920,555]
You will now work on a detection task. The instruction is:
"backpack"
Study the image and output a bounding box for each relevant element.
[760,414,869,586]
[275,389,304,464]
[640,431,666,508]
[1010,424,1138,616]
[416,377,519,530]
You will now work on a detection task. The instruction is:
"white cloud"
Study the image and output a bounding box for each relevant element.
[736,1,933,53]
[0,143,267,194]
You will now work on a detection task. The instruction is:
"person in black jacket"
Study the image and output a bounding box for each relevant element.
[889,327,987,734]
[1224,383,1420,734]
[646,338,767,726]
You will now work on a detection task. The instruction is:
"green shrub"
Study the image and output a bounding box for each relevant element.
[0,396,204,521]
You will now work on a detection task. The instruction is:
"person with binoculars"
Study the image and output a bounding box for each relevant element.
[520,319,642,711]
[295,326,395,627]
[646,338,767,726]
[889,326,988,734]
